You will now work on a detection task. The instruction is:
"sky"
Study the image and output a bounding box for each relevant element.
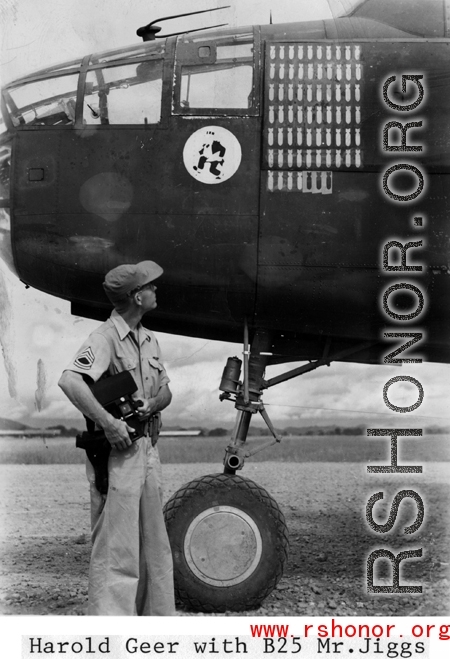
[0,0,449,431]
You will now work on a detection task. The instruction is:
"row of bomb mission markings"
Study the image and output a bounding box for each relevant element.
[269,44,362,62]
[269,83,361,102]
[268,148,361,169]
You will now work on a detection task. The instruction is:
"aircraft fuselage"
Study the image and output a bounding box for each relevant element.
[1,16,449,363]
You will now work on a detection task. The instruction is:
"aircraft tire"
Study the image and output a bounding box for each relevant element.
[163,472,289,612]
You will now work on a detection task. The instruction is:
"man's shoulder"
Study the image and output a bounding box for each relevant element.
[89,315,126,344]
[92,317,116,339]
[77,318,119,356]
[65,319,115,377]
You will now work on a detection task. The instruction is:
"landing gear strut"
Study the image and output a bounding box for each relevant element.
[219,330,376,473]
[164,327,289,612]
[164,325,376,611]
[219,328,282,473]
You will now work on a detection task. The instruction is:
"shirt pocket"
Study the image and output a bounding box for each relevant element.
[148,357,163,373]
[121,359,137,371]
[111,350,137,373]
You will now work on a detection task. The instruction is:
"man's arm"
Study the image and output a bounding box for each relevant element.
[58,370,134,451]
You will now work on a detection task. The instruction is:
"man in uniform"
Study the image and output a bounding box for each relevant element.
[59,261,175,616]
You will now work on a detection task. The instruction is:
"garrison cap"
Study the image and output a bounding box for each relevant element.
[103,261,163,304]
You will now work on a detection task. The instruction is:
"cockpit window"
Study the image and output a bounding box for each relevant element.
[180,61,253,109]
[175,33,256,114]
[4,74,78,127]
[83,59,163,125]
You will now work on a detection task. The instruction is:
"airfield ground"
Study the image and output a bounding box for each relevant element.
[0,459,449,616]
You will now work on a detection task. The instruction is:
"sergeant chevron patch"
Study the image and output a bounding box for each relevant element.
[74,347,95,370]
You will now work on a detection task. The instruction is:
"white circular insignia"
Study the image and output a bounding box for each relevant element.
[183,126,242,185]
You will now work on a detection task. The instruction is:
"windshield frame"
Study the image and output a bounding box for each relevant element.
[1,39,171,131]
[173,27,261,117]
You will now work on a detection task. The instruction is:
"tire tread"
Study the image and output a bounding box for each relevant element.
[164,473,289,613]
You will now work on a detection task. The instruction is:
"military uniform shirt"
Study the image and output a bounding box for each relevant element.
[65,309,175,615]
[65,309,169,402]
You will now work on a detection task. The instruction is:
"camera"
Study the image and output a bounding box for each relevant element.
[75,371,145,494]
[76,370,145,448]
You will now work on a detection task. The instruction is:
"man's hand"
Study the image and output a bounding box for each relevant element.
[136,385,172,420]
[136,398,157,419]
[103,417,135,451]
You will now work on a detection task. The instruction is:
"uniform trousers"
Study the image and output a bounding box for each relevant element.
[86,436,175,615]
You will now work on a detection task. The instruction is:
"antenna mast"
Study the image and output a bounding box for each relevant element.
[137,5,230,41]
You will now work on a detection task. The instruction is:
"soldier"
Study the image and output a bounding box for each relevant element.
[59,261,175,615]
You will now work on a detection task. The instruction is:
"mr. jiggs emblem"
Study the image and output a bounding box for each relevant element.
[183,126,242,185]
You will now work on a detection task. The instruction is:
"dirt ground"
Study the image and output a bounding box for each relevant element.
[0,462,449,616]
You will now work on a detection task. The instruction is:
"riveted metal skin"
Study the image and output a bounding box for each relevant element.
[2,0,449,364]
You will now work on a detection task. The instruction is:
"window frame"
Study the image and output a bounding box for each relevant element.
[3,71,80,129]
[173,28,260,117]
[82,58,165,127]
[1,41,171,131]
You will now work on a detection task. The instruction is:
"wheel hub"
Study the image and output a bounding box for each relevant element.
[184,505,263,586]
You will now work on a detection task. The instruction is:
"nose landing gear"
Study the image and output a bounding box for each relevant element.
[163,328,289,612]
[219,329,283,474]
[163,327,377,611]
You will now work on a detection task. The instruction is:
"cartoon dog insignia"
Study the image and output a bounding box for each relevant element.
[183,126,242,185]
[193,133,226,179]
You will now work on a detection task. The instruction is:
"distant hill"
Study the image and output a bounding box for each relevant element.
[0,417,33,431]
[46,424,83,437]
[284,424,365,436]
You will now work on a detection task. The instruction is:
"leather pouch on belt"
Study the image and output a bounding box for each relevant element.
[148,413,161,446]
